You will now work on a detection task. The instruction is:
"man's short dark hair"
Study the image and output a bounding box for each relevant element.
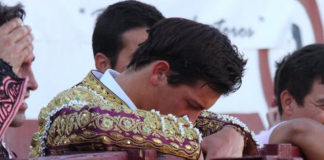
[128,18,246,95]
[0,3,24,26]
[274,44,324,115]
[92,0,164,69]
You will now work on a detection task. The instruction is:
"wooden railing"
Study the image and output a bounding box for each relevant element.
[5,115,265,159]
[30,149,185,160]
[30,144,303,160]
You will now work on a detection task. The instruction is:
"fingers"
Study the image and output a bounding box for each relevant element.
[0,19,34,75]
[8,25,31,43]
[0,18,23,35]
[20,45,33,62]
[16,33,33,53]
[12,45,33,74]
[6,30,33,68]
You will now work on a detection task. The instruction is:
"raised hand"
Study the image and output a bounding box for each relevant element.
[0,18,33,74]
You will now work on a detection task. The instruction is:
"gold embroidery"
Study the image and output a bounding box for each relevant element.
[79,110,91,127]
[119,117,137,131]
[142,112,161,130]
[163,118,179,137]
[110,132,123,140]
[152,138,162,145]
[82,72,125,108]
[137,123,152,136]
[194,111,224,137]
[132,135,144,142]
[190,141,199,150]
[185,145,192,151]
[95,115,114,131]
[81,129,98,138]
[170,142,179,149]
[30,72,201,160]
[102,136,110,144]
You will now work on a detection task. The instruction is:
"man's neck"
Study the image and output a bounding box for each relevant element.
[281,114,297,122]
[115,72,144,109]
[115,68,158,111]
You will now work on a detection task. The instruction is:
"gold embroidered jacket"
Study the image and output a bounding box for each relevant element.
[30,71,257,159]
[30,71,201,159]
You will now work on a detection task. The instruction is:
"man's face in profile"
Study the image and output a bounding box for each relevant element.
[150,78,220,122]
[292,78,324,124]
[10,51,38,127]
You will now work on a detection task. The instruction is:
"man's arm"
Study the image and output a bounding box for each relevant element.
[269,118,324,160]
[195,111,258,160]
[201,126,244,160]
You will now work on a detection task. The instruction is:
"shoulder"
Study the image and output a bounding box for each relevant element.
[256,122,285,147]
[38,86,102,124]
[271,118,319,137]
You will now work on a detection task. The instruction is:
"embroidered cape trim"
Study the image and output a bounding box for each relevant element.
[195,111,259,155]
[0,59,26,139]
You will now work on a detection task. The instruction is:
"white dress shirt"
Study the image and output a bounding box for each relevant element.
[256,121,286,148]
[92,69,137,110]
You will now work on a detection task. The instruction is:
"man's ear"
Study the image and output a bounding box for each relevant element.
[280,90,298,116]
[150,60,170,86]
[94,53,111,73]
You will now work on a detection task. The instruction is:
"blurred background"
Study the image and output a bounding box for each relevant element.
[2,1,324,157]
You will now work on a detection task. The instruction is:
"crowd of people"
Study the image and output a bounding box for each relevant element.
[0,1,323,160]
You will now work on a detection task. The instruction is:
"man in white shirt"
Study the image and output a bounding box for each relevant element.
[91,1,258,159]
[256,44,324,160]
[31,17,258,159]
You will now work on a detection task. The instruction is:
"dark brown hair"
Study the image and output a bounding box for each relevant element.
[92,1,164,69]
[0,3,25,26]
[275,44,324,115]
[129,18,247,95]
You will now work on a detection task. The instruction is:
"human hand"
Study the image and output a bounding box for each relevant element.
[0,18,33,74]
[201,126,244,160]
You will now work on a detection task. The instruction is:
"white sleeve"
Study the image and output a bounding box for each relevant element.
[255,122,285,148]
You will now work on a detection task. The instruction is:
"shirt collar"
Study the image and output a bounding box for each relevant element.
[92,69,137,110]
